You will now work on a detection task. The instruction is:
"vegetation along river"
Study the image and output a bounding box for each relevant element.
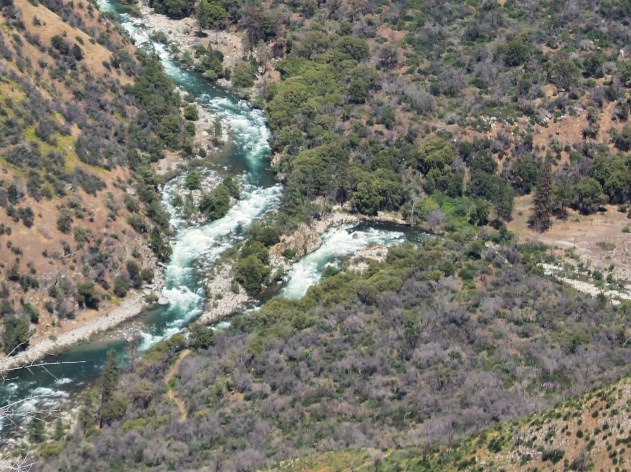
[0,0,418,434]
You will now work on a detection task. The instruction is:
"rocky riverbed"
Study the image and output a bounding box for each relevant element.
[136,0,246,81]
[269,210,359,273]
[199,264,249,323]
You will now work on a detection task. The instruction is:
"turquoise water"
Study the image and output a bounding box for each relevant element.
[0,0,280,433]
[281,222,414,299]
[0,1,419,435]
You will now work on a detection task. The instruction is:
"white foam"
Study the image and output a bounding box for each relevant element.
[16,387,69,414]
[213,321,232,331]
[281,225,405,299]
[1,382,18,393]
[92,4,283,351]
[54,378,73,386]
[2,0,282,434]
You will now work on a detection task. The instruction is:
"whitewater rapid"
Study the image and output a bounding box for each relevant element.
[0,0,417,433]
[96,1,282,351]
[0,0,282,428]
[281,224,406,299]
[143,183,280,349]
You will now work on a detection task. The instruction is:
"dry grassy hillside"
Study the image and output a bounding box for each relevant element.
[0,0,178,354]
[267,377,631,471]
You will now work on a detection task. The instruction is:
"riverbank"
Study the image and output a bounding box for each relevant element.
[197,210,409,324]
[0,270,164,374]
[269,210,360,273]
[136,0,246,84]
[199,264,249,323]
[0,0,419,375]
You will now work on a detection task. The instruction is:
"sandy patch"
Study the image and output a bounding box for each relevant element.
[376,26,406,42]
[508,195,630,282]
[347,244,390,272]
[532,111,586,153]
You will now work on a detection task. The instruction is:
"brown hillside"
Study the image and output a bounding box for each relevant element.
[267,377,631,471]
[0,0,160,352]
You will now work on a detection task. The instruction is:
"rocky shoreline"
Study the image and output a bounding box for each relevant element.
[0,0,416,372]
[199,264,249,323]
[267,208,411,274]
[268,209,360,273]
[197,211,361,325]
[0,268,165,373]
[0,4,246,374]
[136,0,246,85]
[0,203,409,373]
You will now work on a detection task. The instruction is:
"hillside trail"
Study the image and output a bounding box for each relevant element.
[165,349,191,421]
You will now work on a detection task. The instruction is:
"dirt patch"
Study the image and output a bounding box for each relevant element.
[508,195,630,281]
[199,264,249,324]
[376,26,406,42]
[532,111,586,153]
[597,100,626,148]
[154,149,185,176]
[347,244,390,272]
[15,0,118,80]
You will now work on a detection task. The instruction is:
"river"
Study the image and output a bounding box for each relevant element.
[0,0,416,436]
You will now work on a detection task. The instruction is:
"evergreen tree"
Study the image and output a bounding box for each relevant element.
[2,316,30,354]
[528,162,553,232]
[78,390,97,430]
[573,177,608,214]
[28,417,45,443]
[98,350,120,428]
[197,0,227,29]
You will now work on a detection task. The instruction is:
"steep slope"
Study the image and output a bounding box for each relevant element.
[0,0,183,357]
[4,0,629,469]
[38,238,630,470]
[268,376,631,471]
[129,0,631,298]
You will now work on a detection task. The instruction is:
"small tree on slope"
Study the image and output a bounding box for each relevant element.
[528,161,553,232]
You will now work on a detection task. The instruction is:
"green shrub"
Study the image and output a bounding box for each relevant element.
[235,254,270,296]
[2,316,30,354]
[57,208,73,233]
[197,0,226,28]
[542,448,564,464]
[199,184,231,220]
[231,62,256,88]
[77,281,99,310]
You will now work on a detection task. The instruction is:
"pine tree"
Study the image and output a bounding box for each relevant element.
[28,417,45,443]
[528,161,553,232]
[98,350,120,428]
[78,390,96,430]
